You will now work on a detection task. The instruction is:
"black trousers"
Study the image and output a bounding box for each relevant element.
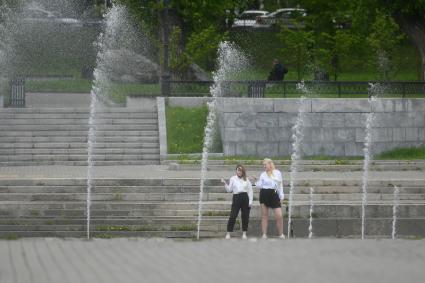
[227,192,250,232]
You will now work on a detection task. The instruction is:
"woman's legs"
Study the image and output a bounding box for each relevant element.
[227,196,241,233]
[273,207,283,236]
[261,204,269,236]
[240,194,250,232]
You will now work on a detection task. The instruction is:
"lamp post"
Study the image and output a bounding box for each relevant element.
[160,0,171,96]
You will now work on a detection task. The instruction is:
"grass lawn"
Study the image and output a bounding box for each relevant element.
[166,106,208,154]
[375,146,425,160]
[167,146,425,160]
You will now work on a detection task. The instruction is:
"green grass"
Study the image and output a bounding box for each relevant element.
[166,106,208,154]
[168,147,425,161]
[375,146,425,160]
[26,79,92,93]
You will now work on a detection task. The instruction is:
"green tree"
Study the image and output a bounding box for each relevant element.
[278,23,314,80]
[366,12,404,80]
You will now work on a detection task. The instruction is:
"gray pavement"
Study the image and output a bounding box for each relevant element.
[0,238,424,283]
[0,165,424,181]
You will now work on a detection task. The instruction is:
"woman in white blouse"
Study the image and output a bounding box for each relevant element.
[252,158,285,239]
[221,164,253,239]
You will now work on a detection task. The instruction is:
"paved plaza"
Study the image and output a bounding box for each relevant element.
[0,238,424,283]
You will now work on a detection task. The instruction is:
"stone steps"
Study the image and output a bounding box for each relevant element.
[0,177,423,238]
[0,142,159,149]
[0,107,160,165]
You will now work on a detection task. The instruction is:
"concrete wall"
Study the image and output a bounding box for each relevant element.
[217,98,425,157]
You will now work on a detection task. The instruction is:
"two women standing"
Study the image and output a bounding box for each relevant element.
[221,158,285,239]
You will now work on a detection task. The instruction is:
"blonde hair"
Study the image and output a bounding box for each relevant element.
[263,158,275,177]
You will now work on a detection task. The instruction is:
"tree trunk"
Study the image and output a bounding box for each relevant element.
[394,14,425,80]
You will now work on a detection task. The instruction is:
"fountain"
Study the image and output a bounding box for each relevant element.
[360,83,382,239]
[287,81,310,238]
[85,4,156,238]
[308,187,314,239]
[392,185,400,239]
[196,41,247,239]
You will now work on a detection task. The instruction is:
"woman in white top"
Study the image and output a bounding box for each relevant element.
[252,158,285,239]
[221,164,253,239]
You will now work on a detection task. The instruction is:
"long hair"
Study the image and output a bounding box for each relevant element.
[263,158,275,177]
[236,164,247,181]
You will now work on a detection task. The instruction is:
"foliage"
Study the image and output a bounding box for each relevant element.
[366,11,404,80]
[278,22,314,80]
[185,25,228,71]
[315,30,364,80]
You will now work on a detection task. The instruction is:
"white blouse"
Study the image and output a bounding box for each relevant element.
[255,170,284,200]
[224,176,254,206]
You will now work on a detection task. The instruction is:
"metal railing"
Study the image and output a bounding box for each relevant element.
[167,80,425,98]
[9,77,25,107]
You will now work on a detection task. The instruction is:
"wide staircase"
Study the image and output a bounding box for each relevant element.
[0,177,424,238]
[0,108,160,165]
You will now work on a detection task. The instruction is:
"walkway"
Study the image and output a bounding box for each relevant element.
[0,238,424,283]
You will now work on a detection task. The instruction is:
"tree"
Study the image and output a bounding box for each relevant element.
[278,22,314,80]
[352,0,425,79]
[315,30,362,80]
[366,12,404,80]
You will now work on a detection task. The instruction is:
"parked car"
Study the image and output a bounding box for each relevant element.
[255,8,306,28]
[20,7,82,26]
[232,10,269,28]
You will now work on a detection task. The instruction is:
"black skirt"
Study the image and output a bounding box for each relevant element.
[259,189,281,208]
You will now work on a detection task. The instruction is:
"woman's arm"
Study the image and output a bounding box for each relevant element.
[223,177,234,193]
[254,173,264,188]
[276,171,284,200]
[247,181,253,207]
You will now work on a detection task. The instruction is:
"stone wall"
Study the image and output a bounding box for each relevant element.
[217,98,425,157]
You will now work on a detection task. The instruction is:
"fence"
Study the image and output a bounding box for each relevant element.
[9,77,25,107]
[167,80,425,98]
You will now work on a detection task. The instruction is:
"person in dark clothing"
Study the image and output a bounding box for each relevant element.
[268,59,288,81]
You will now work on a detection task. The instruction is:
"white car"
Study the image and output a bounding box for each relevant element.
[20,7,82,26]
[232,10,269,28]
[255,8,306,28]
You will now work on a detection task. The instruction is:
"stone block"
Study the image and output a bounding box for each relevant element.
[257,143,279,157]
[311,98,370,113]
[217,98,274,113]
[302,142,345,156]
[321,113,346,128]
[344,113,368,128]
[278,142,292,156]
[408,99,425,112]
[273,99,311,113]
[235,142,257,156]
[392,128,406,142]
[333,128,356,142]
[419,128,425,141]
[267,127,292,142]
[344,142,363,156]
[255,113,279,128]
[406,128,419,141]
[223,128,268,142]
[278,113,297,127]
[372,99,411,112]
[223,143,236,156]
[303,128,334,142]
[372,128,392,142]
[355,128,366,142]
[303,113,322,127]
[222,112,256,128]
